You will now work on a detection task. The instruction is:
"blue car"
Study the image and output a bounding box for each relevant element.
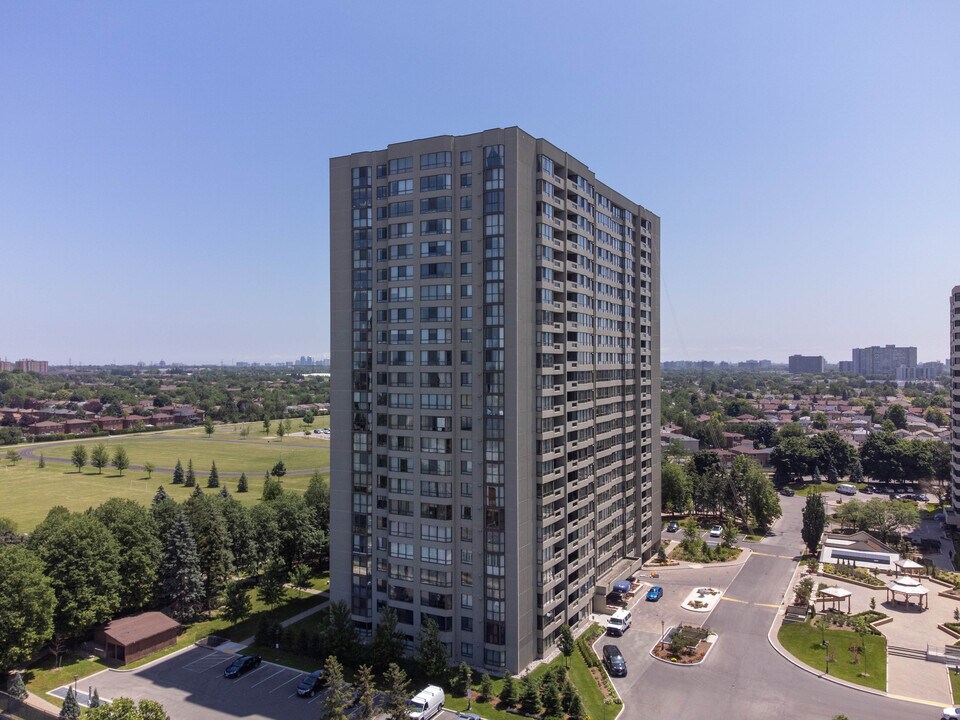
[646,586,663,602]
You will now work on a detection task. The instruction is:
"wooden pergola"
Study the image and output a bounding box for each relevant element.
[814,586,853,614]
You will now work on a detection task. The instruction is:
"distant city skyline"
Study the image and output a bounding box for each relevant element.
[2,2,957,366]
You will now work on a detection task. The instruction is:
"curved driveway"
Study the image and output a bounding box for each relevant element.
[610,496,936,720]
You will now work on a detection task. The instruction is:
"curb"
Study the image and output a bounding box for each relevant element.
[648,630,718,667]
[765,561,944,710]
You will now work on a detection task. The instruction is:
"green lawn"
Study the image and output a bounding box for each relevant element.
[22,587,326,705]
[778,620,887,691]
[951,667,960,703]
[1,422,330,529]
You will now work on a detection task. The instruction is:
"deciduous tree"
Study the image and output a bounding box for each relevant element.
[220,581,252,624]
[70,445,88,473]
[93,499,160,613]
[91,443,109,474]
[0,545,55,672]
[801,493,826,555]
[111,446,130,476]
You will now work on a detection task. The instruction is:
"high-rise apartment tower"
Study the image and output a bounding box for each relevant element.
[329,128,660,674]
[951,286,960,513]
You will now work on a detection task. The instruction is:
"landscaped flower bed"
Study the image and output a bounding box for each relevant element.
[821,563,885,587]
[651,625,715,664]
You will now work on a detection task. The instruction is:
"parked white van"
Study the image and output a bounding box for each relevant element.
[407,685,444,719]
[605,608,632,636]
[837,483,857,496]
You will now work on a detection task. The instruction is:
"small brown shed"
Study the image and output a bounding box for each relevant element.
[94,612,180,664]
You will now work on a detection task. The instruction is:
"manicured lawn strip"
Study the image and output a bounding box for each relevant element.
[777,620,886,691]
[219,589,327,642]
[951,667,960,703]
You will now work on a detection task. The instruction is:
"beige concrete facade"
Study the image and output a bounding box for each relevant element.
[329,127,660,673]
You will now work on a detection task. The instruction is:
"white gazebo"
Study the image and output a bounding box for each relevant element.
[894,558,925,577]
[885,575,929,610]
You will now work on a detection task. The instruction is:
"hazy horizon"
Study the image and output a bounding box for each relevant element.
[2,2,957,366]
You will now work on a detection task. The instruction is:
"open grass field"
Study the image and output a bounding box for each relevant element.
[778,619,887,691]
[1,419,330,530]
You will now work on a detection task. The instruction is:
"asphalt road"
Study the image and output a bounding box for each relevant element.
[612,495,939,720]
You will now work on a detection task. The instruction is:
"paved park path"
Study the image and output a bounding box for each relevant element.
[217,593,330,654]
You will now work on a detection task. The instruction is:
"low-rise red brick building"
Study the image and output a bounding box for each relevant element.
[94,612,179,665]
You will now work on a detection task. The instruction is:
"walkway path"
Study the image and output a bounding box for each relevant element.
[217,595,330,654]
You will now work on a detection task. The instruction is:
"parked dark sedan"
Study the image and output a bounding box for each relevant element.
[602,645,627,677]
[779,487,795,497]
[296,670,325,697]
[666,522,679,532]
[224,655,262,678]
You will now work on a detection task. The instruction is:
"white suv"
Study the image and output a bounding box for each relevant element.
[606,609,632,636]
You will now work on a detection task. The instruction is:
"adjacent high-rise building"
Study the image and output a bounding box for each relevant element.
[788,355,826,374]
[851,345,917,378]
[329,128,660,674]
[951,286,960,514]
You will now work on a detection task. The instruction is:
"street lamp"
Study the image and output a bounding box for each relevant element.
[660,618,665,651]
[824,640,830,675]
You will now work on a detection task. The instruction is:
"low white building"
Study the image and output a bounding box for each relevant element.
[819,531,900,570]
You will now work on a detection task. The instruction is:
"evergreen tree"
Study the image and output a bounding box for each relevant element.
[371,605,406,671]
[237,472,249,493]
[323,600,361,666]
[207,461,219,488]
[191,485,203,499]
[270,460,287,478]
[826,462,839,484]
[811,464,822,484]
[183,491,234,607]
[262,475,283,501]
[262,417,271,434]
[801,492,826,555]
[89,688,101,708]
[172,459,184,485]
[321,655,350,720]
[355,664,376,720]
[59,687,80,720]
[8,671,28,700]
[416,617,448,682]
[478,673,494,703]
[153,486,169,504]
[540,673,562,717]
[218,485,229,498]
[160,511,204,621]
[499,675,518,707]
[184,459,196,487]
[519,674,541,715]
[456,661,473,698]
[850,459,865,484]
[381,663,411,720]
[566,690,586,720]
[220,580,252,624]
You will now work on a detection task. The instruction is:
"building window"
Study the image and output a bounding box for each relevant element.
[388,157,413,175]
[460,150,472,165]
[420,151,452,170]
[460,173,473,188]
[421,174,452,193]
[460,218,473,232]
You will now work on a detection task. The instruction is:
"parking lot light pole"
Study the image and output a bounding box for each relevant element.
[660,619,665,651]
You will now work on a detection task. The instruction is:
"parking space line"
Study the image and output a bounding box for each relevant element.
[239,664,269,682]
[269,674,301,693]
[202,657,234,673]
[251,668,287,688]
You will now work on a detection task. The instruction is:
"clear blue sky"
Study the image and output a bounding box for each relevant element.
[2,1,957,365]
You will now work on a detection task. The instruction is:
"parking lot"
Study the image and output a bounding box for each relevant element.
[64,646,338,720]
[62,646,467,720]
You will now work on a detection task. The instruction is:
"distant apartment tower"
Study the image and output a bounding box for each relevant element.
[329,127,661,674]
[15,359,48,374]
[837,360,854,374]
[851,345,917,378]
[952,286,960,514]
[0,360,12,372]
[788,355,826,374]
